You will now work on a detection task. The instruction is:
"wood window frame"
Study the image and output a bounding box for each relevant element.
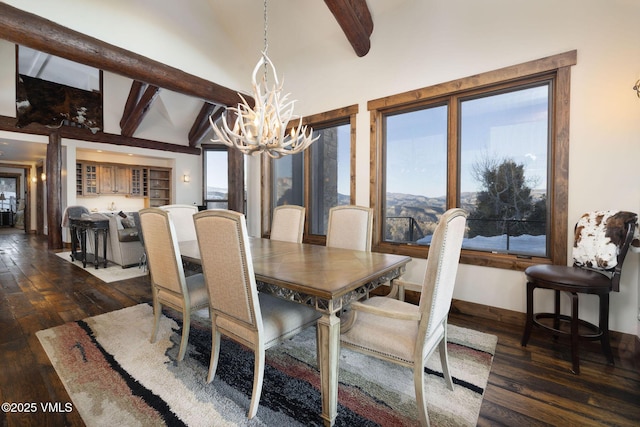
[369,51,576,270]
[261,104,358,244]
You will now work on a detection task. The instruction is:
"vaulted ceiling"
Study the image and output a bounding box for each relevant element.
[0,1,413,163]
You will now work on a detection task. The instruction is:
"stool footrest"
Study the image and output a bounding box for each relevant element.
[533,312,603,341]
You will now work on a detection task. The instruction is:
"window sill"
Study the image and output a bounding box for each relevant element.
[373,243,552,271]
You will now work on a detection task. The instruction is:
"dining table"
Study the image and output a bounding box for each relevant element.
[179,237,411,426]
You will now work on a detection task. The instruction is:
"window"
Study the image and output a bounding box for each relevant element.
[308,123,352,235]
[265,105,357,242]
[370,51,576,269]
[203,147,229,209]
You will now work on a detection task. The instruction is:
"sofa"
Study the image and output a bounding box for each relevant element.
[86,211,145,268]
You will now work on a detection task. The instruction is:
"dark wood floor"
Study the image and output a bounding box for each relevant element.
[0,228,639,426]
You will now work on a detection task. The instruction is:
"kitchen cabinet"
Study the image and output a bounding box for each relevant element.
[99,165,130,194]
[76,162,99,196]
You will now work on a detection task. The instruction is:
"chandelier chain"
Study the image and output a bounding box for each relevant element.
[263,0,269,82]
[209,0,318,158]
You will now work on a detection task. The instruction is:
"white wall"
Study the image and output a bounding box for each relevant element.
[1,0,638,336]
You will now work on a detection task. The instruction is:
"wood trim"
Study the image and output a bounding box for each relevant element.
[551,66,571,266]
[227,148,244,213]
[368,50,577,111]
[299,104,359,127]
[0,115,200,155]
[349,110,357,205]
[0,3,249,107]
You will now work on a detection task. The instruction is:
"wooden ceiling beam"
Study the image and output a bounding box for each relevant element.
[188,103,223,148]
[0,3,250,107]
[324,0,373,57]
[119,81,146,129]
[0,115,200,155]
[120,83,160,137]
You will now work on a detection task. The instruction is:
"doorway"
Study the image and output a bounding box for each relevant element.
[0,174,20,228]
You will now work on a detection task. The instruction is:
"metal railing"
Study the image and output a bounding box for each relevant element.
[386,215,546,253]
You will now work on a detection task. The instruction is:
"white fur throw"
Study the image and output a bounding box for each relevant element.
[573,210,638,270]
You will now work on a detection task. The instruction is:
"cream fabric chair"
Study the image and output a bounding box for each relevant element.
[159,204,198,242]
[139,207,208,361]
[340,208,467,427]
[193,209,320,419]
[326,205,373,252]
[270,205,306,243]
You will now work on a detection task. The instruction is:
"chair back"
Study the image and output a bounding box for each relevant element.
[160,204,198,242]
[193,210,262,338]
[271,205,306,243]
[326,205,373,251]
[61,205,89,227]
[418,208,467,340]
[572,210,637,292]
[131,211,144,246]
[139,208,188,299]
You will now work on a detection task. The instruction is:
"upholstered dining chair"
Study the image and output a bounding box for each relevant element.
[193,209,320,419]
[159,204,198,242]
[326,205,373,252]
[270,205,306,243]
[340,208,467,427]
[521,210,638,374]
[139,207,208,361]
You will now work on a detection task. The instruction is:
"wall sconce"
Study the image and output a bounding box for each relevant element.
[31,176,37,183]
[183,174,191,183]
[634,79,640,98]
[41,173,47,181]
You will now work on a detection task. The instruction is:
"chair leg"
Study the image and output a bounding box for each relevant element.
[150,300,161,344]
[206,327,221,383]
[248,347,265,419]
[177,315,190,362]
[439,327,454,391]
[599,293,614,365]
[553,289,561,338]
[414,361,430,427]
[521,282,535,346]
[569,292,580,375]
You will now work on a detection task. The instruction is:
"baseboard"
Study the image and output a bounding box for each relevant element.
[451,298,526,325]
[450,298,639,357]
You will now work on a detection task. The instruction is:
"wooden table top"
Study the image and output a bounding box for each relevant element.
[179,237,411,300]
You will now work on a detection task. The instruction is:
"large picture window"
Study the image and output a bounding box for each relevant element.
[370,51,575,269]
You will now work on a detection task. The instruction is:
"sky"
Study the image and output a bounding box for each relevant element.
[385,84,549,197]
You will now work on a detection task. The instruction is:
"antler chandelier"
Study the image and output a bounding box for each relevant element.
[210,0,318,159]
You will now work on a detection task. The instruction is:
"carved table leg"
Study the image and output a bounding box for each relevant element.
[317,312,340,427]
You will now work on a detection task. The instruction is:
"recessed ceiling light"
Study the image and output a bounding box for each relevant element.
[97,150,102,153]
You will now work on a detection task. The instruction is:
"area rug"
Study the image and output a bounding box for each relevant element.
[36,304,497,426]
[55,251,147,283]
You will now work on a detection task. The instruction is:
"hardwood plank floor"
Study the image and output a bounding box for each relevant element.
[0,228,638,426]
